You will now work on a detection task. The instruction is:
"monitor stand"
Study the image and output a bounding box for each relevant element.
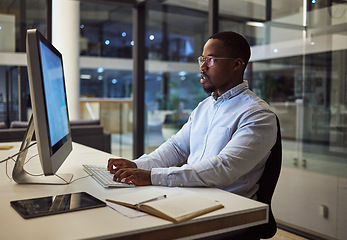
[12,116,73,185]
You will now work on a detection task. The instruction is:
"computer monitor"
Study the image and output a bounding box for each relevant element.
[12,29,73,184]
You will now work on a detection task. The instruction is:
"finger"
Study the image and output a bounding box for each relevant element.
[112,168,125,181]
[123,175,136,185]
[118,169,132,181]
[113,169,132,182]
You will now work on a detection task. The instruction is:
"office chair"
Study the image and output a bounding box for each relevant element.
[200,115,282,240]
[248,114,282,239]
[221,115,282,240]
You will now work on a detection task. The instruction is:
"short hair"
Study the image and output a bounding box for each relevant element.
[209,31,251,66]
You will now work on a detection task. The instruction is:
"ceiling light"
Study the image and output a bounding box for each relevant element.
[246,21,264,27]
[179,71,187,76]
[80,74,91,80]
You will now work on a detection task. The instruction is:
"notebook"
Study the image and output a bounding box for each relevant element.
[106,188,224,223]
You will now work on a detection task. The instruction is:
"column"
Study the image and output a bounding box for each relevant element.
[52,0,80,120]
[133,2,146,158]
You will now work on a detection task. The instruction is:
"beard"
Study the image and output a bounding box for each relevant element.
[202,83,216,95]
[201,74,215,94]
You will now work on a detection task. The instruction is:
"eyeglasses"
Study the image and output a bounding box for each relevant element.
[197,56,244,67]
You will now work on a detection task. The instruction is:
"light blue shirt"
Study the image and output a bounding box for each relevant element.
[135,81,277,199]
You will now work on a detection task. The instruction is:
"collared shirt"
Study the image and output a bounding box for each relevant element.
[134,81,277,199]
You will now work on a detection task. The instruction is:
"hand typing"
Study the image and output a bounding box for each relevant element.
[107,158,151,186]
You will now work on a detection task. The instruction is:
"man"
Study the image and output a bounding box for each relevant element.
[108,31,277,200]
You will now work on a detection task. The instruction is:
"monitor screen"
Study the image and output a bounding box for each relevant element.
[12,29,73,184]
[39,41,69,152]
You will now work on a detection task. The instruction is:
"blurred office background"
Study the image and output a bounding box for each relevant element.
[0,0,346,239]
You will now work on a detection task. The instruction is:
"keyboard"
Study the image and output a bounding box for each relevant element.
[83,164,135,188]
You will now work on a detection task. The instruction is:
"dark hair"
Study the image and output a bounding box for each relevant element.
[209,31,251,66]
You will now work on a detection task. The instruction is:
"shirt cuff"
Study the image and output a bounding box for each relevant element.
[151,168,170,186]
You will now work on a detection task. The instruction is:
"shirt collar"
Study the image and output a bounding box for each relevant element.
[212,80,249,102]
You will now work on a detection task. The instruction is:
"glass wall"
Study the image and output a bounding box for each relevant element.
[144,0,209,154]
[0,0,47,126]
[219,0,347,238]
[0,67,19,125]
[217,0,347,166]
[0,0,47,52]
[80,2,133,58]
[78,2,134,157]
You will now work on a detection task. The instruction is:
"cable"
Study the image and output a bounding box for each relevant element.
[3,153,42,180]
[21,155,44,177]
[70,174,92,184]
[24,153,39,165]
[5,157,12,180]
[0,142,37,164]
[55,173,92,184]
[54,174,70,184]
[1,141,91,184]
[1,142,38,180]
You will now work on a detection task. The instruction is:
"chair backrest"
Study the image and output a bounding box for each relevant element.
[251,115,282,239]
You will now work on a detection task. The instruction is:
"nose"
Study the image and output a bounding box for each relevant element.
[199,60,207,71]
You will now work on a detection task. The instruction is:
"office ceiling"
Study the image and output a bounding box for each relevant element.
[0,0,303,21]
[77,0,304,21]
[0,0,346,37]
[163,0,304,20]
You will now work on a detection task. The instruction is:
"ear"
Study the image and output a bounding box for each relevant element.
[232,58,245,71]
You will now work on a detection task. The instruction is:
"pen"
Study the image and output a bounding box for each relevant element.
[135,195,167,206]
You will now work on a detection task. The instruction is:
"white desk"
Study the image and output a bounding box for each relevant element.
[0,142,268,240]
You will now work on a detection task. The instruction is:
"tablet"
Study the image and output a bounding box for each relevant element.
[10,192,106,219]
